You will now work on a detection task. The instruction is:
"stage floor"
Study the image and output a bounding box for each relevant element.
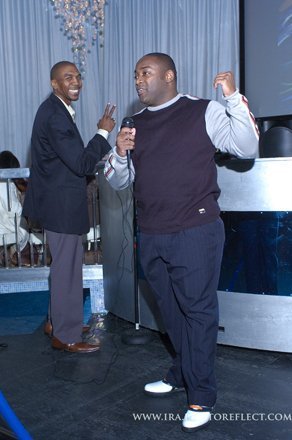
[0,313,291,440]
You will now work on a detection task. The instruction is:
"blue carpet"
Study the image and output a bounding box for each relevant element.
[0,289,92,336]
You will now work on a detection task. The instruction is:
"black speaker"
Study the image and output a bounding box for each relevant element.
[259,118,292,133]
[257,116,292,158]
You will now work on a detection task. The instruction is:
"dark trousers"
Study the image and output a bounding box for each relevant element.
[46,230,84,344]
[139,219,225,407]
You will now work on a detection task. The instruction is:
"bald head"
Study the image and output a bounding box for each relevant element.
[139,53,177,82]
[50,61,77,80]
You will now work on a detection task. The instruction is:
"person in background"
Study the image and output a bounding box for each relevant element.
[23,61,116,354]
[0,150,41,266]
[104,53,258,431]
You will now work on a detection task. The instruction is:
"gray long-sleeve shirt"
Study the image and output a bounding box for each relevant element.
[104,90,259,191]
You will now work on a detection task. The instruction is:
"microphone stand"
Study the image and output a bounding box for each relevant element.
[121,164,153,345]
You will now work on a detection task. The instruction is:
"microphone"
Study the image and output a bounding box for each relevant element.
[121,116,135,169]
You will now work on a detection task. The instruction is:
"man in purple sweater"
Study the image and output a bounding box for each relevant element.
[104,53,258,432]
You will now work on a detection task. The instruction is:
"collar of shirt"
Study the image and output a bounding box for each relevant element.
[55,95,75,121]
[147,94,181,112]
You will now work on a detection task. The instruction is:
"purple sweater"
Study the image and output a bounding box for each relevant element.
[132,96,220,234]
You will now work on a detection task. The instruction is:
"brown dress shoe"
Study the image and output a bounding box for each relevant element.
[44,322,90,337]
[51,337,100,353]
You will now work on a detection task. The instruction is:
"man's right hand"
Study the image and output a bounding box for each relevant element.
[116,127,136,158]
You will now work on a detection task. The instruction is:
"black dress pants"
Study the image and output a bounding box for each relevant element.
[139,218,225,407]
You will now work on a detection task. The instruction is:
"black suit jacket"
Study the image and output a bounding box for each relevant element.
[23,93,111,234]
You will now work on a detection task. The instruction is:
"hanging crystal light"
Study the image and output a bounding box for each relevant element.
[50,0,105,73]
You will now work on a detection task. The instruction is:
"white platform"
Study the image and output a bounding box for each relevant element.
[0,265,105,314]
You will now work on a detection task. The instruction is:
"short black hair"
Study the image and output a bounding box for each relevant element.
[0,150,20,169]
[143,52,177,81]
[50,61,76,80]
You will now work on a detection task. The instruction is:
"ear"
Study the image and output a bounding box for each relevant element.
[51,79,58,91]
[165,70,175,83]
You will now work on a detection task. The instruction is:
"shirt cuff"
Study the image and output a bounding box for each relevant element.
[223,88,240,102]
[97,128,109,140]
[113,146,128,163]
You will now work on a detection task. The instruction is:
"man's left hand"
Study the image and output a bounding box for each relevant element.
[213,71,236,97]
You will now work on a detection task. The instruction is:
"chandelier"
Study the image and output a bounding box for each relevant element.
[50,0,106,73]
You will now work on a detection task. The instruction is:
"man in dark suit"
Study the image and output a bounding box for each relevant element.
[23,61,116,353]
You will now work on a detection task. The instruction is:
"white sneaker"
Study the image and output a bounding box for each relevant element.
[182,405,211,432]
[144,379,184,396]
